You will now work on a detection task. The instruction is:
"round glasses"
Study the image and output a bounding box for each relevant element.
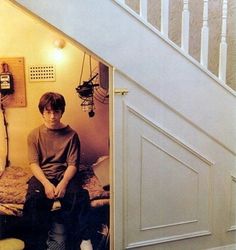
[43,110,62,116]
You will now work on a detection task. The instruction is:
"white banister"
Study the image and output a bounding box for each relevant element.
[200,0,209,67]
[140,0,148,21]
[115,0,232,88]
[219,0,228,82]
[181,0,190,53]
[161,0,169,36]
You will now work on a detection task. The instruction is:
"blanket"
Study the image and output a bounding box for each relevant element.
[0,165,109,216]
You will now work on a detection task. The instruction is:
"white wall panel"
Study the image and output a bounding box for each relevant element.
[124,105,212,248]
[114,71,235,249]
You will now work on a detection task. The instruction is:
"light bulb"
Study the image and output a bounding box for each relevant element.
[53,38,66,49]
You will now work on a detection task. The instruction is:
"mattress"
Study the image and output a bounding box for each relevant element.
[0,164,109,216]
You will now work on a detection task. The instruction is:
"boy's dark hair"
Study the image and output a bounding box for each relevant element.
[38,92,66,114]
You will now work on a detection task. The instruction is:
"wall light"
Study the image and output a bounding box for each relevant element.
[52,38,66,61]
[53,38,66,49]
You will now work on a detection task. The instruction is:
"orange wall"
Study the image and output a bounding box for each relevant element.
[0,0,109,167]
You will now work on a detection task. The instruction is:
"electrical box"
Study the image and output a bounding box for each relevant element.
[0,57,26,107]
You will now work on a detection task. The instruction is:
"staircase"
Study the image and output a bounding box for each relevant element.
[11,0,236,249]
[12,0,235,150]
[118,0,236,90]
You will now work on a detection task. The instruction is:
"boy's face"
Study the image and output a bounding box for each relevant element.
[42,106,63,129]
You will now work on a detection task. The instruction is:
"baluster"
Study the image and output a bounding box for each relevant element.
[200,0,209,67]
[161,0,169,36]
[181,0,190,53]
[140,0,148,21]
[219,0,228,82]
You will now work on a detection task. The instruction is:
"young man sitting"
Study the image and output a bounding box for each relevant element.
[23,92,93,250]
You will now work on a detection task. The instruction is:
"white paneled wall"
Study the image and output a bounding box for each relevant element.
[114,70,235,249]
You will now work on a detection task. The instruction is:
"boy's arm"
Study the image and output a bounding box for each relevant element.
[54,132,80,198]
[55,165,77,198]
[61,164,77,185]
[30,163,56,199]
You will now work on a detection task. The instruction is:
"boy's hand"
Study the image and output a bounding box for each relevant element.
[55,180,67,198]
[43,181,56,199]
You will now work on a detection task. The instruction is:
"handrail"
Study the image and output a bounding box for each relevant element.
[115,0,234,90]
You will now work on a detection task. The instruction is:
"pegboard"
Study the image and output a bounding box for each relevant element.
[0,57,26,107]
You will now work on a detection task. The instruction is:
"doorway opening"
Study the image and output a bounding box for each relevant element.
[0,2,112,247]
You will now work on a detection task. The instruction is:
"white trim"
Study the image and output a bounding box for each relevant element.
[126,103,215,166]
[117,69,236,156]
[227,176,236,232]
[206,244,236,250]
[126,230,211,249]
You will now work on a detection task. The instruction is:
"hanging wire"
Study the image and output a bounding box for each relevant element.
[89,54,92,78]
[0,95,10,168]
[79,52,86,85]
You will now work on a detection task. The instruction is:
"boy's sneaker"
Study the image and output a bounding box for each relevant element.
[80,239,93,250]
